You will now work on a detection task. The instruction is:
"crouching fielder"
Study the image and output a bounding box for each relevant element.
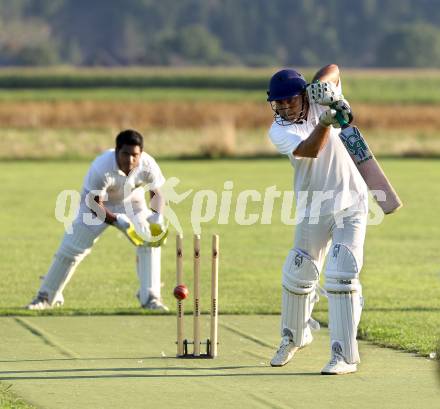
[267,65,368,374]
[27,129,169,311]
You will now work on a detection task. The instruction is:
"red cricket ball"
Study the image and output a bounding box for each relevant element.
[173,284,189,300]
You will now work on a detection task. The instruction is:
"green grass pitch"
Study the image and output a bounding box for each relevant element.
[0,316,438,409]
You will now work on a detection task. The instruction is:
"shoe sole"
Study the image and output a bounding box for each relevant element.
[321,368,357,375]
[141,305,169,312]
[25,302,63,311]
[270,362,292,367]
[270,362,288,367]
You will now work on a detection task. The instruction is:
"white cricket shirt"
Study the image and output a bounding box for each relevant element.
[269,88,368,216]
[82,149,165,204]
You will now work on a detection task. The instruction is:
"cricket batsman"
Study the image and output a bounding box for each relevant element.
[27,129,169,311]
[267,65,369,374]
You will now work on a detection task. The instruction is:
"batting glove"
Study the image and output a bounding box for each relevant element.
[307,81,343,106]
[331,98,353,128]
[319,109,341,127]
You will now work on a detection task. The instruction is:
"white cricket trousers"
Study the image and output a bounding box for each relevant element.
[38,197,161,306]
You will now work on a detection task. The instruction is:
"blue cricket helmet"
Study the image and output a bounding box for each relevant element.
[267,69,307,102]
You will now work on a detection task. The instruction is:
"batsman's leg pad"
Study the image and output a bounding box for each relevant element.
[325,243,363,364]
[40,223,99,304]
[282,249,320,294]
[281,287,319,347]
[281,249,320,347]
[136,245,161,306]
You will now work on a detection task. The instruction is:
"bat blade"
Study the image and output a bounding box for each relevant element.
[339,126,403,214]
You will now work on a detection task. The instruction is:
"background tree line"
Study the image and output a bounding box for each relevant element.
[1,0,440,67]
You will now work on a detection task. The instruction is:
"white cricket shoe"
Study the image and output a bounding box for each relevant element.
[144,297,169,312]
[137,290,169,312]
[270,328,313,367]
[26,292,64,310]
[321,343,357,375]
[141,295,169,312]
[270,335,299,367]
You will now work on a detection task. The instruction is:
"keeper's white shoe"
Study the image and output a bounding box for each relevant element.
[26,292,64,310]
[321,343,357,375]
[143,297,169,312]
[137,290,169,312]
[270,335,299,367]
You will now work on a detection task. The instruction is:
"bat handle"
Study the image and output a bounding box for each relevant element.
[332,104,353,129]
[335,110,349,128]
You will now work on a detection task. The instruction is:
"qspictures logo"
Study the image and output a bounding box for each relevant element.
[54,177,385,237]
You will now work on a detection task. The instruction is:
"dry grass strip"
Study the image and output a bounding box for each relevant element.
[0,101,438,131]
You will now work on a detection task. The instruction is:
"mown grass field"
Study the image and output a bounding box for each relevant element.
[0,67,439,103]
[2,127,440,161]
[0,83,437,104]
[0,88,265,102]
[0,159,439,356]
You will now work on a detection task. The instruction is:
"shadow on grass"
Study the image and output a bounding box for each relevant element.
[0,362,321,380]
[2,306,440,317]
[363,307,440,312]
[0,356,172,363]
[0,370,319,380]
[0,365,264,375]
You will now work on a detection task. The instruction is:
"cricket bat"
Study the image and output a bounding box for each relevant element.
[333,108,402,214]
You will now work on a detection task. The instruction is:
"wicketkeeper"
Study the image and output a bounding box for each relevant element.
[267,65,368,374]
[27,129,169,311]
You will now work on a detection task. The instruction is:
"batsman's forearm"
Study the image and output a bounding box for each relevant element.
[293,124,331,158]
[312,64,340,85]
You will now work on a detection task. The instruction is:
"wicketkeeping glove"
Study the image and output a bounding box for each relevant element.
[307,80,343,106]
[114,213,146,246]
[147,212,168,247]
